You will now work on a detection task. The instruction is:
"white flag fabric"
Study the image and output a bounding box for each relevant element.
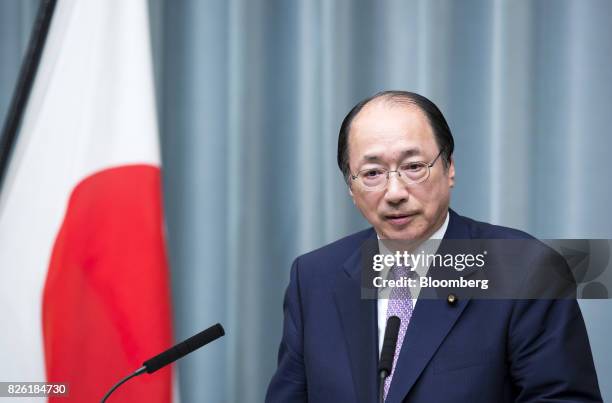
[0,0,174,401]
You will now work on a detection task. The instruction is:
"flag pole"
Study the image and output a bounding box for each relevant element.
[0,0,57,194]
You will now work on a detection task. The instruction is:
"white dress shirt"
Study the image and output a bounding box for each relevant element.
[376,211,449,354]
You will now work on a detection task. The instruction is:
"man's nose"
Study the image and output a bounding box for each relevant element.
[384,172,409,204]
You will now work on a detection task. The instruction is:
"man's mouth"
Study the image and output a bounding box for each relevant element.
[384,213,417,226]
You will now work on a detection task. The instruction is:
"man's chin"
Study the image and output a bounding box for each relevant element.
[378,225,426,241]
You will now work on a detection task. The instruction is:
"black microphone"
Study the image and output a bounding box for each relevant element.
[101,323,225,402]
[378,316,401,403]
[143,323,225,373]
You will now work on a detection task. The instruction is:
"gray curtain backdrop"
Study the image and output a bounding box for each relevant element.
[1,1,611,402]
[0,0,40,127]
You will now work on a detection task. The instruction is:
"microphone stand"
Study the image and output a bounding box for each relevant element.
[379,370,389,403]
[100,366,146,403]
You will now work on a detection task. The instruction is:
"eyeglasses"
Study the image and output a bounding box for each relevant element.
[350,149,444,191]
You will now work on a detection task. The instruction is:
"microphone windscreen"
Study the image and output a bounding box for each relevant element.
[379,316,401,375]
[144,323,225,373]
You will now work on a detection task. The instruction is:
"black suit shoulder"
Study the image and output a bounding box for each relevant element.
[451,211,535,240]
[293,227,374,275]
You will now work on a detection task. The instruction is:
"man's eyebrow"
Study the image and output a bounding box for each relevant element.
[360,148,422,163]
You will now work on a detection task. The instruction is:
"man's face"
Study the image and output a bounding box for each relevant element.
[348,101,455,240]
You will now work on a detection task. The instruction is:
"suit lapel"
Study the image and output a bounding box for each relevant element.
[333,231,379,403]
[385,209,474,403]
[385,298,470,402]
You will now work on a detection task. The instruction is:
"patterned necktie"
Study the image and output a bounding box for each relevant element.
[384,265,414,400]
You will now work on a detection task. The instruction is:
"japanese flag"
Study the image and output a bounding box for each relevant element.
[0,0,174,401]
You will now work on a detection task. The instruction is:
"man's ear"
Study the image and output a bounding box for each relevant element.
[349,185,355,203]
[448,156,456,188]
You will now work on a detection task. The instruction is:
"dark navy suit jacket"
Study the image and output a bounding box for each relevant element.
[266,210,602,402]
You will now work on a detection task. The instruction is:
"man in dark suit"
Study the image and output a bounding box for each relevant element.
[266,91,601,402]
